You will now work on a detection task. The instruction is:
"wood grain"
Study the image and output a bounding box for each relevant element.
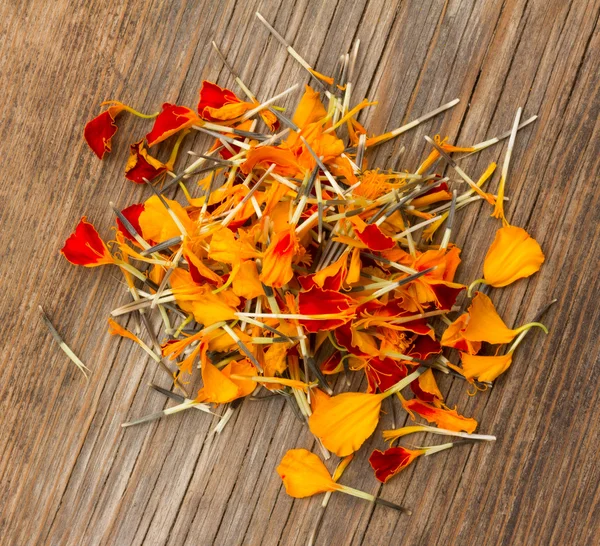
[1,0,599,544]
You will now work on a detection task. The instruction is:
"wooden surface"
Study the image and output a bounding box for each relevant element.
[1,0,599,544]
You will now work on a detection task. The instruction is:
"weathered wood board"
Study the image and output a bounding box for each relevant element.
[1,0,599,544]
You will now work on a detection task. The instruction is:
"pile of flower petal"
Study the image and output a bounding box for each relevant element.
[60,15,550,522]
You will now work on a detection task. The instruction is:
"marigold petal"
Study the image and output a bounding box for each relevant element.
[125,140,167,183]
[277,448,338,498]
[369,447,424,483]
[403,398,477,433]
[146,103,199,147]
[309,391,382,456]
[61,217,114,267]
[483,226,545,287]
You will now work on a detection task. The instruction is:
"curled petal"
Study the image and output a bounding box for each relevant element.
[197,80,255,123]
[83,103,125,159]
[292,85,328,129]
[354,223,395,251]
[241,146,304,178]
[107,317,140,344]
[403,398,477,433]
[441,314,481,355]
[260,229,300,288]
[410,369,443,404]
[125,140,168,183]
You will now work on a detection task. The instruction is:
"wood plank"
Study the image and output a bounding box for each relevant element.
[0,0,599,544]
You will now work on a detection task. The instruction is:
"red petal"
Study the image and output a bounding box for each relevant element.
[116,203,145,243]
[61,217,111,266]
[377,302,432,335]
[422,181,449,196]
[146,103,198,147]
[410,377,437,403]
[84,110,119,159]
[124,141,167,183]
[197,81,240,121]
[408,335,441,360]
[354,224,395,251]
[429,282,464,311]
[369,447,420,483]
[365,357,407,393]
[298,287,355,333]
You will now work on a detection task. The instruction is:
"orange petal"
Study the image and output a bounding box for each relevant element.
[259,228,299,287]
[309,391,383,456]
[462,292,518,344]
[441,314,482,355]
[277,449,339,498]
[459,352,514,382]
[402,398,477,433]
[200,358,241,404]
[138,195,194,244]
[483,226,544,287]
[107,317,140,344]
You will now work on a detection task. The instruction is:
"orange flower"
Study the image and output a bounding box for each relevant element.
[402,397,477,433]
[309,369,422,456]
[477,225,545,289]
[369,447,425,483]
[259,228,300,287]
[277,449,342,498]
[61,217,114,267]
[124,140,168,183]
